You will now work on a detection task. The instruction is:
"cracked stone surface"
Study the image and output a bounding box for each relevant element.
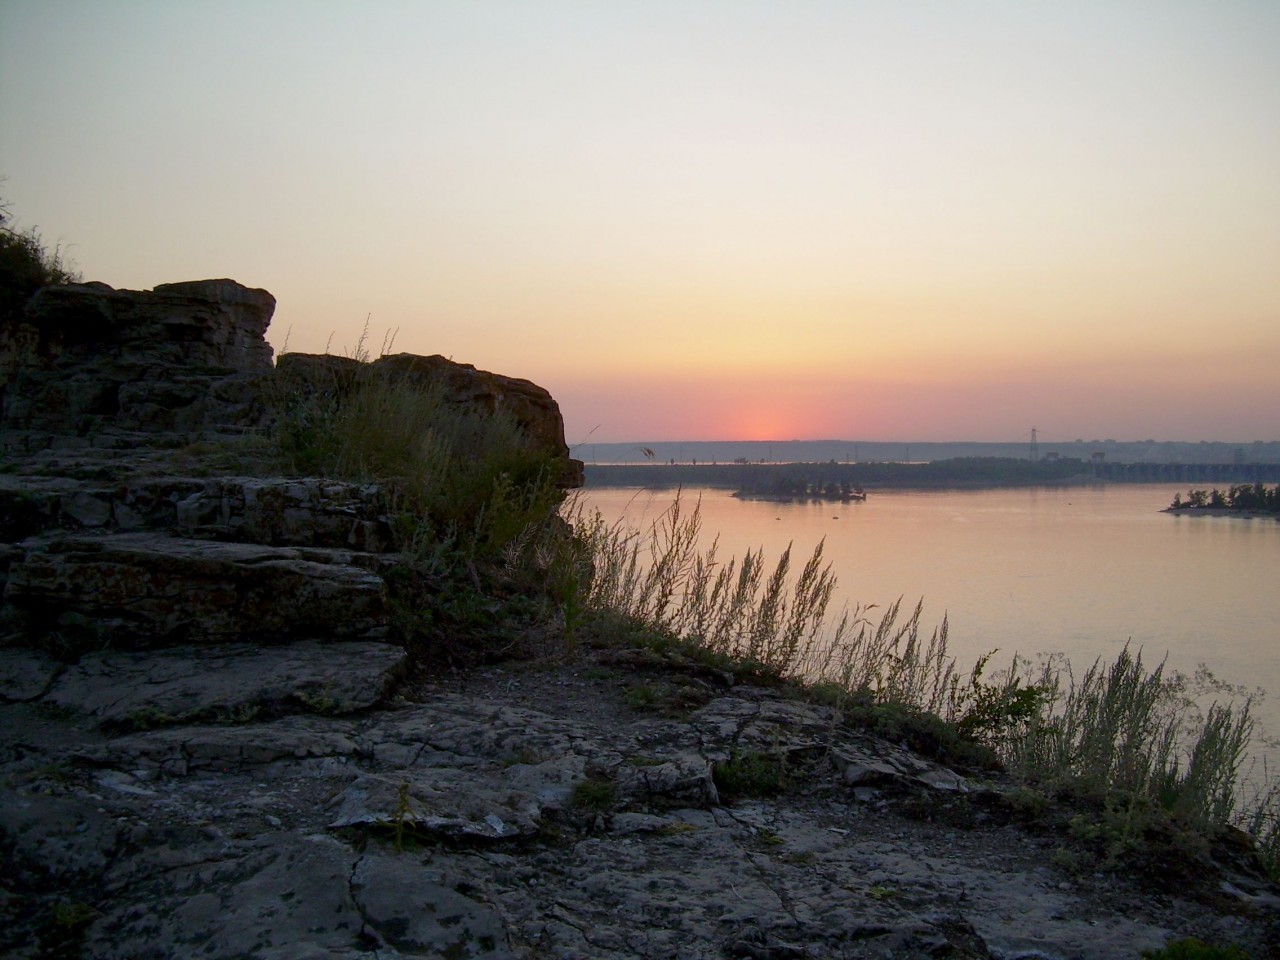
[3,649,1277,960]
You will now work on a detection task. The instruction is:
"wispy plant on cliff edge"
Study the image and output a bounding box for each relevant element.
[1,192,81,323]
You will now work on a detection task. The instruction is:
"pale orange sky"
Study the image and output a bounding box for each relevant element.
[2,1,1277,443]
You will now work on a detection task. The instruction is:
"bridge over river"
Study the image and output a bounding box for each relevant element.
[1089,461,1280,483]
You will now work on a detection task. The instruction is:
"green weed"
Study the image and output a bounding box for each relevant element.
[36,901,98,959]
[755,829,785,847]
[624,683,663,711]
[391,781,416,852]
[865,885,900,901]
[1141,938,1250,960]
[713,750,790,800]
[570,776,617,813]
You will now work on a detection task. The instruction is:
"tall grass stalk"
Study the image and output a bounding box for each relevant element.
[1005,647,1257,835]
[568,495,956,698]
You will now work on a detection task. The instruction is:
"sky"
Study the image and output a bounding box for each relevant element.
[2,1,1277,444]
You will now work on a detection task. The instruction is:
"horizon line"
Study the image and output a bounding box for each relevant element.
[572,437,1279,447]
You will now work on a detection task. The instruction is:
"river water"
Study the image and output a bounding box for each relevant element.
[579,484,1280,748]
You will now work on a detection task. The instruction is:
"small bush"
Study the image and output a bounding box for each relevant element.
[840,696,1000,772]
[266,349,575,661]
[1004,648,1256,838]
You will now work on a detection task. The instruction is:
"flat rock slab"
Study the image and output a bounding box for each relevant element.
[329,771,547,841]
[79,834,512,960]
[88,714,361,776]
[173,476,393,550]
[0,473,394,550]
[44,641,406,729]
[5,532,390,648]
[477,801,1178,960]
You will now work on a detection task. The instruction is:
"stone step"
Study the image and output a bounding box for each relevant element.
[0,474,394,551]
[3,532,392,650]
[34,640,407,732]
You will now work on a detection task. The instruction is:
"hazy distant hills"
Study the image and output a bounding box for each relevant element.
[575,439,1280,466]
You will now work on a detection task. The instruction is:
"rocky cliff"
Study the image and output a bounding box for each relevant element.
[1,281,1276,959]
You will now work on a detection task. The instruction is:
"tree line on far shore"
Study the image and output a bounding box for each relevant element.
[1169,483,1280,513]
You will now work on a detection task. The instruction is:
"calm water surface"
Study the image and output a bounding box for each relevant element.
[581,484,1280,740]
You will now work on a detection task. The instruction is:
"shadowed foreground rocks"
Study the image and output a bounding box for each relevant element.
[4,651,1279,959]
[1,280,1277,959]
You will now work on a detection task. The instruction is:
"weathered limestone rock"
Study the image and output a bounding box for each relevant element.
[0,275,584,684]
[172,477,394,549]
[1,279,275,442]
[43,641,406,730]
[0,791,125,886]
[0,475,394,551]
[0,646,62,701]
[350,854,512,959]
[89,715,361,777]
[328,772,546,841]
[4,534,390,649]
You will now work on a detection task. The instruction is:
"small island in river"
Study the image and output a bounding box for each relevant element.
[1164,482,1280,518]
[734,477,867,503]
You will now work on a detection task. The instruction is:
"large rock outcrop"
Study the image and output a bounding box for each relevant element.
[0,278,581,650]
[0,279,583,488]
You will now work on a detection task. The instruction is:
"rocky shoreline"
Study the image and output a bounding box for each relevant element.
[3,280,1277,959]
